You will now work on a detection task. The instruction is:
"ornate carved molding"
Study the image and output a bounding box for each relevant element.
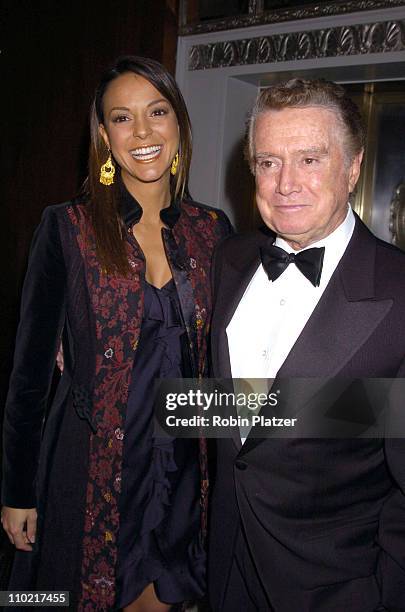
[188,19,405,70]
[390,180,405,250]
[180,0,405,36]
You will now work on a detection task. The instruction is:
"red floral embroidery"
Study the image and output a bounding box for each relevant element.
[66,202,230,609]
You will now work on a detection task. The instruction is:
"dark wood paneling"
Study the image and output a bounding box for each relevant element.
[1,0,179,406]
[0,0,179,582]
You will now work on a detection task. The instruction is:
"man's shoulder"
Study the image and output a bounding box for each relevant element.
[351,216,405,292]
[215,225,274,261]
[375,235,405,265]
[374,237,405,290]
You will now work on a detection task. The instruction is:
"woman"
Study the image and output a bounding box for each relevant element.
[1,56,231,611]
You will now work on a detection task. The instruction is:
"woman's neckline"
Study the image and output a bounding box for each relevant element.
[144,278,174,291]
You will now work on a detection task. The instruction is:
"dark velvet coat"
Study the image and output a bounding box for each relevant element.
[2,186,231,610]
[208,216,405,612]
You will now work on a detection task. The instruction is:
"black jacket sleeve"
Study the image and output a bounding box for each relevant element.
[378,362,405,610]
[2,206,66,507]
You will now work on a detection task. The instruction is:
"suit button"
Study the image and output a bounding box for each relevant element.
[235,460,248,471]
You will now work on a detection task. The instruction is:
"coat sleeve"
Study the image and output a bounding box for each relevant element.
[210,209,233,301]
[2,206,67,508]
[378,360,405,609]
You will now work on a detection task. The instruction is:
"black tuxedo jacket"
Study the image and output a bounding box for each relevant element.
[208,216,405,611]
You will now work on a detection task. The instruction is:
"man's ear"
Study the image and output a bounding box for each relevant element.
[348,148,364,193]
[99,124,110,150]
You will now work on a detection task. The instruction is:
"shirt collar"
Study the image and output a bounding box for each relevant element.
[117,174,181,229]
[275,205,355,255]
[275,205,355,288]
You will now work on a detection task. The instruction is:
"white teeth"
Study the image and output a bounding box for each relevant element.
[131,145,162,158]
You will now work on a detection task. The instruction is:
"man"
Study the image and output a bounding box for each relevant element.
[208,79,405,611]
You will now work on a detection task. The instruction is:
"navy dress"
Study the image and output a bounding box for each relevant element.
[116,279,205,608]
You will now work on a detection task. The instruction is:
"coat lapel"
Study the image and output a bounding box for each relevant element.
[163,227,198,376]
[212,228,272,379]
[239,217,393,456]
[212,228,273,450]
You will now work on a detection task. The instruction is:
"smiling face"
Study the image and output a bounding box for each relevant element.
[99,72,179,192]
[253,106,363,250]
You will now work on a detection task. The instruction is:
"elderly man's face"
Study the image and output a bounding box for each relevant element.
[254,106,363,249]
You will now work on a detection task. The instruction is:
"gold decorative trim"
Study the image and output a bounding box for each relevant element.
[188,19,405,70]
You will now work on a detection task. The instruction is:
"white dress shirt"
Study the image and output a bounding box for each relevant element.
[227,206,355,380]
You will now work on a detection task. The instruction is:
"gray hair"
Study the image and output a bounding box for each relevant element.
[246,78,365,173]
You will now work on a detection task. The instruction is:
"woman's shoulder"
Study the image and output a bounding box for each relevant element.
[180,198,233,235]
[181,198,226,218]
[39,197,88,237]
[31,198,91,256]
[41,196,89,223]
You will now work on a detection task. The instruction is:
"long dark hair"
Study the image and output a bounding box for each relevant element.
[85,56,192,275]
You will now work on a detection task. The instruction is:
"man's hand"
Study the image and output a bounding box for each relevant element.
[1,506,37,551]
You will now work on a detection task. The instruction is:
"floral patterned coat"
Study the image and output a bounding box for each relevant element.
[2,184,232,610]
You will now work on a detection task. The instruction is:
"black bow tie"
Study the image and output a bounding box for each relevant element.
[260,244,325,287]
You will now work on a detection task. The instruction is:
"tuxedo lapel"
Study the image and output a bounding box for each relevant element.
[278,217,392,378]
[212,228,271,379]
[212,228,272,450]
[239,217,393,456]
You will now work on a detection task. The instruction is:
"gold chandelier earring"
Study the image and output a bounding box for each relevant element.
[170,152,179,176]
[99,150,115,186]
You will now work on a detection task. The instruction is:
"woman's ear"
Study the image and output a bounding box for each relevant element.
[99,124,110,150]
